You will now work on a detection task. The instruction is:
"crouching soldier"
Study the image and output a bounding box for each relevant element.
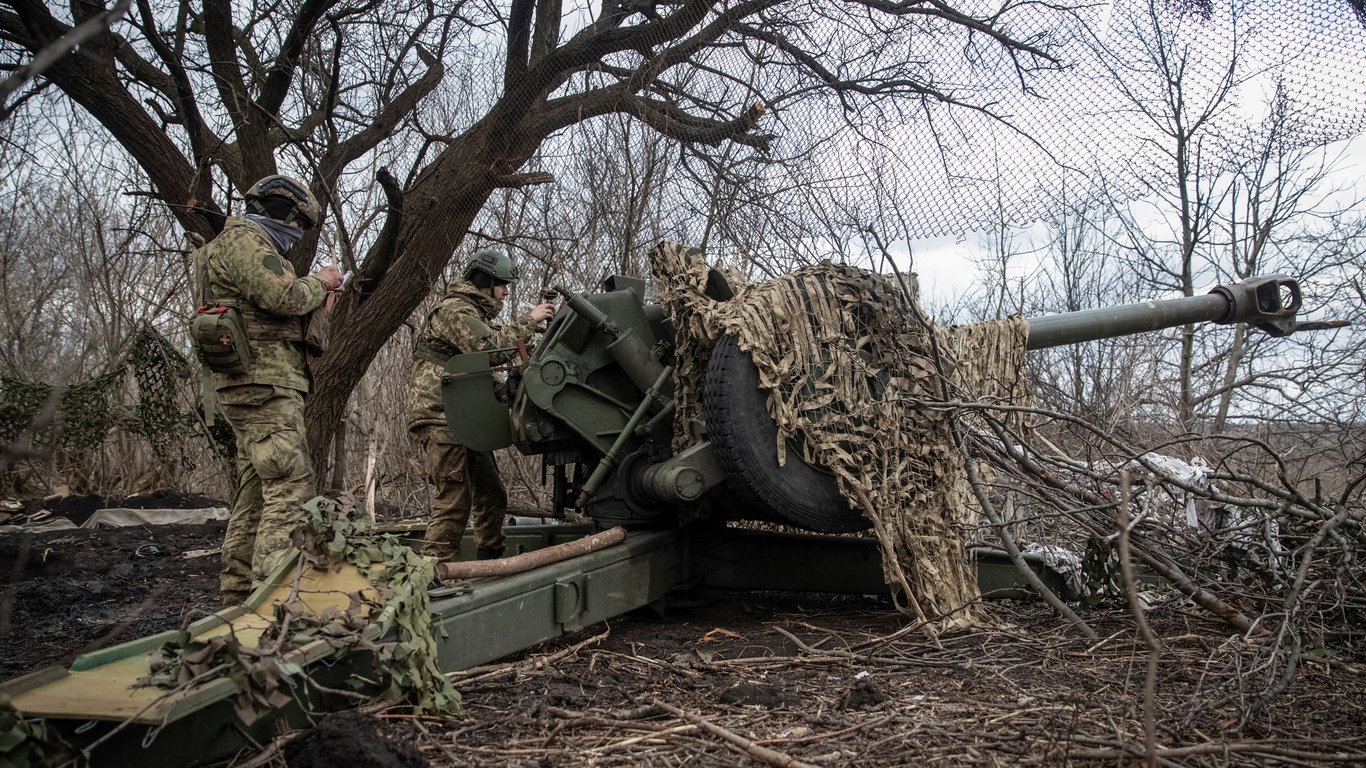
[191,175,343,606]
[407,248,554,561]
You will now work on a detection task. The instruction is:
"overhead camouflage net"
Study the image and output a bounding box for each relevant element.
[651,242,1029,629]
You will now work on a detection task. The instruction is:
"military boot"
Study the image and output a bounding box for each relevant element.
[475,545,505,561]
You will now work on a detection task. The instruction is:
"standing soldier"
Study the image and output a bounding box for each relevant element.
[408,248,554,561]
[192,175,343,606]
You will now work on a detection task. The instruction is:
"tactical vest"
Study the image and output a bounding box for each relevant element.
[191,238,307,376]
[411,297,497,367]
[412,339,455,367]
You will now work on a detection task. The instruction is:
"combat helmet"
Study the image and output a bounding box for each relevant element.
[463,247,519,284]
[245,175,321,229]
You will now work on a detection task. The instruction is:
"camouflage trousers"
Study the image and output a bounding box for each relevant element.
[217,384,313,605]
[413,424,507,560]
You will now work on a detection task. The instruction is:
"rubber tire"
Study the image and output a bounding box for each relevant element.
[704,334,869,533]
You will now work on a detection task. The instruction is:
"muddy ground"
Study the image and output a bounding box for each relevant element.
[2,501,1364,767]
[0,493,226,681]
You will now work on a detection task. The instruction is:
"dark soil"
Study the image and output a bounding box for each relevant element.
[423,595,1366,766]
[0,521,224,680]
[282,711,426,768]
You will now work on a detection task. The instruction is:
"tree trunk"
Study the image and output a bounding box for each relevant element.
[329,417,347,491]
[304,130,511,473]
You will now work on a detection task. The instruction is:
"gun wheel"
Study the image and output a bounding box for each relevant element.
[703,334,869,533]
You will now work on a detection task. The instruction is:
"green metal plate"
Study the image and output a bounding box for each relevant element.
[441,350,514,450]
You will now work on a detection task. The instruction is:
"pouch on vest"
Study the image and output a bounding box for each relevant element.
[303,307,330,356]
[191,305,253,375]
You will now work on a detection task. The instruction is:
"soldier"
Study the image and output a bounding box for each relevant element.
[408,248,555,561]
[192,175,343,606]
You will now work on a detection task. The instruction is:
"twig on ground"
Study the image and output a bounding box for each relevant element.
[753,714,895,746]
[1117,470,1162,768]
[449,625,610,687]
[652,699,823,768]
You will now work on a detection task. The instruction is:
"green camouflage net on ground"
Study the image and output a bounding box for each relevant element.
[650,242,1029,629]
[138,495,459,722]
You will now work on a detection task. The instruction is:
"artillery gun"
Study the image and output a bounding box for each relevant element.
[444,268,1319,536]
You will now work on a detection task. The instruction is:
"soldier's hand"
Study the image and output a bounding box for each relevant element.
[315,265,344,291]
[529,302,555,324]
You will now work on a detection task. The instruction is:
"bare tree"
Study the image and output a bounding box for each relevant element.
[1085,0,1366,436]
[0,0,1068,470]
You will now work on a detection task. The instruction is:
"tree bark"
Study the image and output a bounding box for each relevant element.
[305,127,512,472]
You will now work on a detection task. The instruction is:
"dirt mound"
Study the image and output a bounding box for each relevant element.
[840,678,887,710]
[719,680,799,708]
[22,494,106,526]
[16,490,227,526]
[283,711,426,768]
[118,490,227,510]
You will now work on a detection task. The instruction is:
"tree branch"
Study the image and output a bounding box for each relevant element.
[1,0,219,237]
[258,0,337,114]
[201,0,274,184]
[352,167,404,298]
[0,0,131,112]
[492,171,555,188]
[326,45,444,172]
[131,0,214,204]
[504,0,534,93]
[530,0,562,63]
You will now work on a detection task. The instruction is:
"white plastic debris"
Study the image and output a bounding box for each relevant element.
[1021,543,1085,597]
[1124,453,1214,529]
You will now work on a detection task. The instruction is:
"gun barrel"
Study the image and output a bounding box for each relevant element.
[1026,294,1230,349]
[1025,275,1304,350]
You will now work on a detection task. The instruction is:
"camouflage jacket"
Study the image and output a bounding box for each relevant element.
[193,217,327,393]
[406,280,541,431]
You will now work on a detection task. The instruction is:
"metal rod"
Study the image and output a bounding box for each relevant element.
[576,365,674,505]
[557,283,621,337]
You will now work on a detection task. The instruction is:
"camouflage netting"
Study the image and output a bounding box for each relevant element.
[0,326,235,493]
[650,242,1029,629]
[138,494,459,720]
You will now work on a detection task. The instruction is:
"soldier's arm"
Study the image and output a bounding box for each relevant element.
[495,315,542,346]
[478,314,546,365]
[427,299,540,361]
[230,247,328,317]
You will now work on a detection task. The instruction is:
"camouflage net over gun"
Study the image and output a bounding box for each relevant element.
[651,242,1029,629]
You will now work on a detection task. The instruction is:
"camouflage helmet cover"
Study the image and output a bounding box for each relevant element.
[463,247,519,284]
[245,175,321,229]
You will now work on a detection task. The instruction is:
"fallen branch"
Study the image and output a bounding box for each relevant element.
[436,527,626,580]
[974,419,1259,635]
[754,714,895,746]
[1239,501,1356,729]
[958,427,1097,640]
[1068,738,1366,762]
[591,723,700,752]
[545,704,676,732]
[450,625,610,686]
[652,699,822,768]
[1117,471,1162,768]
